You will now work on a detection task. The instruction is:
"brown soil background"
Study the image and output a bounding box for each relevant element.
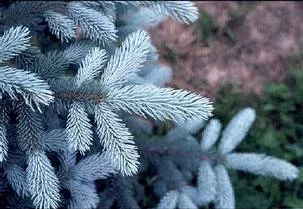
[149,1,303,100]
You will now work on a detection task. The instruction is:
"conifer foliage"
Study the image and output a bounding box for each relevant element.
[0,1,298,209]
[148,108,298,209]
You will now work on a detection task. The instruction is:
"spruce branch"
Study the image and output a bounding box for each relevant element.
[200,119,222,151]
[218,108,256,154]
[0,66,54,111]
[63,41,96,64]
[67,2,117,45]
[0,26,30,63]
[0,107,8,162]
[157,190,179,209]
[67,180,99,209]
[16,105,44,152]
[3,1,64,27]
[106,84,213,122]
[30,50,69,79]
[215,165,235,209]
[26,150,60,209]
[101,30,151,89]
[72,153,117,182]
[178,193,198,209]
[42,129,67,153]
[225,153,299,180]
[197,161,217,203]
[44,10,76,42]
[5,163,29,198]
[94,104,139,176]
[137,1,199,24]
[75,47,107,87]
[66,102,93,154]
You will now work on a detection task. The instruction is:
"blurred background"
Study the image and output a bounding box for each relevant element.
[149,1,303,208]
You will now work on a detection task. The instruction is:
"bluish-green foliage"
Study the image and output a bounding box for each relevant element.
[0,1,299,209]
[131,108,298,209]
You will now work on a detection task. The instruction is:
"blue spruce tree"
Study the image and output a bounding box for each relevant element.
[0,1,298,209]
